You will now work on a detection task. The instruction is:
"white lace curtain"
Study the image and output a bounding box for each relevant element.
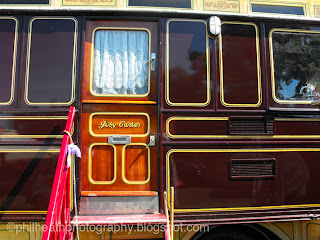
[93,30,149,95]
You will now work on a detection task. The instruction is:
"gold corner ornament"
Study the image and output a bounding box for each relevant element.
[99,120,141,129]
[204,0,240,12]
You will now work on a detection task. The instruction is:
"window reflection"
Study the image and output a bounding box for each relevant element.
[272,31,320,102]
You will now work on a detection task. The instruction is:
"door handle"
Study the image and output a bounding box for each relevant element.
[145,53,156,71]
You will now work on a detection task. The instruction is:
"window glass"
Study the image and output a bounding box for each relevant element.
[92,30,149,96]
[25,18,77,105]
[252,4,304,15]
[0,0,49,4]
[129,0,191,9]
[271,31,320,102]
[166,20,209,106]
[220,22,261,107]
[0,18,17,105]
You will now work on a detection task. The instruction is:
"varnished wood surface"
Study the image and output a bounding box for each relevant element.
[81,104,158,194]
[80,20,159,196]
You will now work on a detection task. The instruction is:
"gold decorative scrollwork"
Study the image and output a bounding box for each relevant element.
[63,0,115,6]
[315,6,320,18]
[204,0,239,12]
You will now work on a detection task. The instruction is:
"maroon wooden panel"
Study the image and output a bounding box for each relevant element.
[167,20,209,105]
[167,118,228,137]
[162,114,320,143]
[0,18,17,105]
[167,148,320,209]
[275,120,320,135]
[0,117,67,135]
[219,23,261,108]
[0,117,69,144]
[0,150,59,212]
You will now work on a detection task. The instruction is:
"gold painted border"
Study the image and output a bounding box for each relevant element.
[89,27,151,98]
[88,143,117,185]
[126,0,194,10]
[165,19,210,107]
[166,148,320,212]
[275,118,320,122]
[121,143,150,184]
[0,211,47,214]
[269,28,320,105]
[0,148,59,214]
[166,117,320,139]
[89,112,150,138]
[24,17,77,106]
[219,21,262,107]
[250,1,307,16]
[166,117,229,138]
[0,116,71,138]
[0,17,18,106]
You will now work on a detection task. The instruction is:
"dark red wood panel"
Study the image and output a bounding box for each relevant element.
[220,23,261,107]
[167,20,209,106]
[167,118,228,137]
[167,148,320,210]
[0,150,59,212]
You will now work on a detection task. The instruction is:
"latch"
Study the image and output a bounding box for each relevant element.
[146,134,156,148]
[145,53,156,71]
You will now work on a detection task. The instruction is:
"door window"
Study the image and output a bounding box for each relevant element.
[92,29,150,96]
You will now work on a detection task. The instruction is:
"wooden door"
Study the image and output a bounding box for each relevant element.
[81,20,158,197]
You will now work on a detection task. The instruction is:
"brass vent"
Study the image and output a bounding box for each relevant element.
[229,158,275,180]
[229,118,274,135]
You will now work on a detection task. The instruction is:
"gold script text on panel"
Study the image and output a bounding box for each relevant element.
[99,120,141,129]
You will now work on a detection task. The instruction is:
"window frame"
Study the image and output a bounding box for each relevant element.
[127,0,193,10]
[0,0,50,5]
[165,19,210,107]
[0,17,18,106]
[219,21,262,108]
[250,2,306,16]
[89,27,152,98]
[269,28,320,105]
[24,16,78,106]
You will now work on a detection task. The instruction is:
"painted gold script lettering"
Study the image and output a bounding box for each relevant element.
[119,121,141,128]
[98,120,141,129]
[99,121,117,129]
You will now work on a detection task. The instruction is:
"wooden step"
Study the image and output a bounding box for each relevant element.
[79,196,159,215]
[71,214,167,226]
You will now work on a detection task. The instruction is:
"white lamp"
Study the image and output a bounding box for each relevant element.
[208,16,221,38]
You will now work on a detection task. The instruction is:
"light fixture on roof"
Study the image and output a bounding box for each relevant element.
[207,16,221,38]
